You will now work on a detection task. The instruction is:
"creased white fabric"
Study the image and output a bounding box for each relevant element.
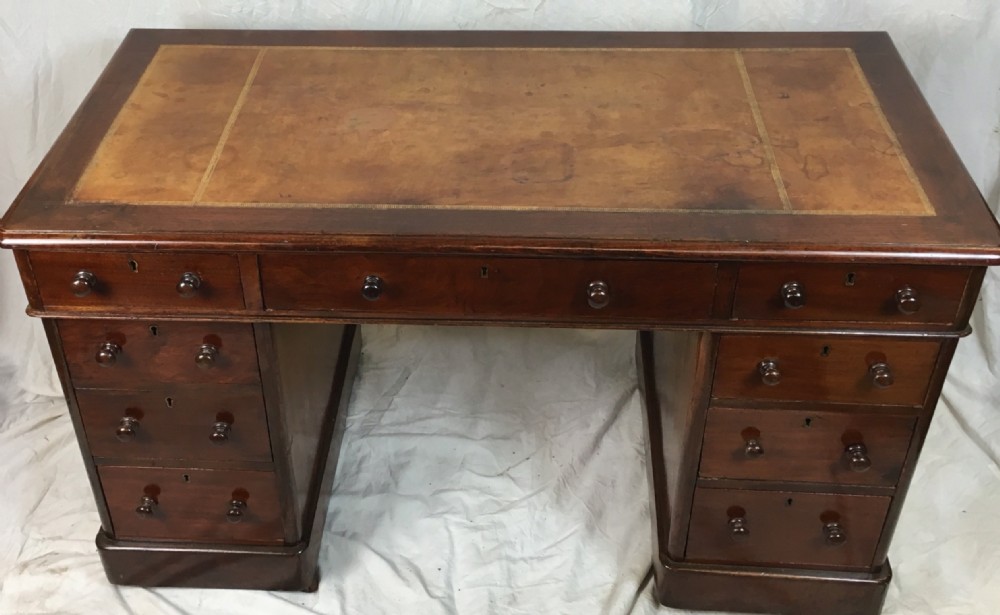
[1,2,999,614]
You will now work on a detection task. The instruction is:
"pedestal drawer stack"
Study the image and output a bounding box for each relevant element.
[58,318,286,544]
[28,250,359,590]
[637,262,977,615]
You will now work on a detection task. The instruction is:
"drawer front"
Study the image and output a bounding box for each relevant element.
[733,263,970,325]
[712,335,940,406]
[100,466,284,544]
[686,488,891,569]
[59,320,260,387]
[77,386,271,463]
[700,407,915,486]
[260,254,718,323]
[30,251,245,312]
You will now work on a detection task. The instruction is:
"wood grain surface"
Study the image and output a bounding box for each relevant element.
[698,406,915,486]
[77,385,272,463]
[712,334,941,405]
[686,487,891,569]
[260,253,717,322]
[100,465,284,544]
[30,250,246,312]
[732,263,970,325]
[59,319,261,387]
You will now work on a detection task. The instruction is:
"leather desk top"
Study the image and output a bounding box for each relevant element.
[2,30,998,264]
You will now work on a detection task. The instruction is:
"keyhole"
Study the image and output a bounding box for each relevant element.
[820,345,831,357]
[181,474,190,483]
[149,325,158,336]
[480,266,489,279]
[844,272,856,286]
[804,417,813,428]
[128,259,139,273]
[165,397,174,408]
[786,498,794,507]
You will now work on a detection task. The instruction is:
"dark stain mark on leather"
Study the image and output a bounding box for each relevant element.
[507,141,575,184]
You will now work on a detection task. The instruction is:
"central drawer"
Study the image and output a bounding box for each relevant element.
[259,254,718,323]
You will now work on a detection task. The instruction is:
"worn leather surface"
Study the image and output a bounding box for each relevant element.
[72,45,930,215]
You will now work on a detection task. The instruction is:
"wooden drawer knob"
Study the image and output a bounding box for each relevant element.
[227,498,247,523]
[210,420,231,444]
[135,495,157,517]
[824,521,847,546]
[780,281,805,309]
[895,285,920,314]
[116,416,140,442]
[95,341,121,366]
[176,272,202,298]
[729,516,750,539]
[869,362,894,388]
[362,274,383,301]
[587,280,610,309]
[195,343,219,369]
[845,443,872,472]
[71,270,97,297]
[744,438,764,458]
[758,359,781,386]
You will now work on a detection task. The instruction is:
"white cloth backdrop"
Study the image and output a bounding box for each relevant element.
[1,2,999,614]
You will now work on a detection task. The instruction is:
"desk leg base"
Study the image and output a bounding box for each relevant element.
[652,552,891,615]
[95,324,361,591]
[96,531,322,591]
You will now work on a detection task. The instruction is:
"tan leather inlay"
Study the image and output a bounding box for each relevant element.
[742,49,932,215]
[73,46,262,203]
[72,45,933,216]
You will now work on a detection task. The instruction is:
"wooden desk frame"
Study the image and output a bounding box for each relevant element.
[3,30,999,615]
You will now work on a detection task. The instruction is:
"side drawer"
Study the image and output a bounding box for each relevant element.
[77,386,272,463]
[686,487,891,570]
[259,254,718,323]
[732,263,970,325]
[30,251,246,312]
[99,466,284,544]
[699,407,916,486]
[712,334,941,406]
[59,320,260,387]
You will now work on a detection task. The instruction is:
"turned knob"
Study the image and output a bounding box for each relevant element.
[845,443,872,472]
[227,498,247,523]
[780,281,805,309]
[895,285,920,315]
[135,495,157,517]
[95,341,121,367]
[729,516,750,539]
[824,521,847,546]
[210,420,231,444]
[71,270,97,297]
[176,272,202,298]
[869,362,894,388]
[116,416,140,442]
[362,275,383,301]
[744,438,764,458]
[195,344,218,369]
[587,280,610,309]
[758,359,781,386]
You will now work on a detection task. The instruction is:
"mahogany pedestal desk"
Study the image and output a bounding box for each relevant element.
[2,30,999,615]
